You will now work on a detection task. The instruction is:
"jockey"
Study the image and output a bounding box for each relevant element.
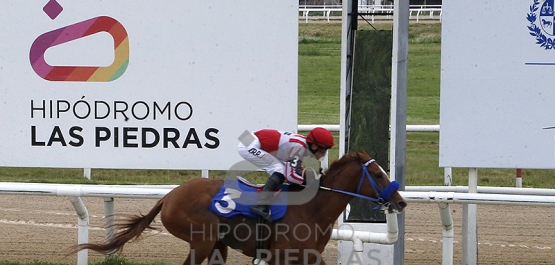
[237,127,335,222]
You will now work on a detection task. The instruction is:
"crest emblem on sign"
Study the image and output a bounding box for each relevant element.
[528,0,555,49]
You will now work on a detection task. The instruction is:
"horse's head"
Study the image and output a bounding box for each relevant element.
[323,151,407,213]
[360,154,407,213]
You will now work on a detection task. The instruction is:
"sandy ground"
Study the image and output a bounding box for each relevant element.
[0,194,554,264]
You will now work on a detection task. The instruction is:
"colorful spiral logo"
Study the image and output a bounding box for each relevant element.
[30,16,129,82]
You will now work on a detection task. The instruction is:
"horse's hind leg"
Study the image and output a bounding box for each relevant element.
[184,240,217,265]
[207,240,228,265]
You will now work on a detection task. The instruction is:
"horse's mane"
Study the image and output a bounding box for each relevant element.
[322,150,370,180]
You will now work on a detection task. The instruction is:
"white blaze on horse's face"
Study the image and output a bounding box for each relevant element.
[377,164,389,179]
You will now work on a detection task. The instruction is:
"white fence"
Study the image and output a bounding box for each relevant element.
[1,182,555,265]
[0,182,398,264]
[299,5,442,23]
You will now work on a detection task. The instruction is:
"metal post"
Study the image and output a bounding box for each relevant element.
[83,168,91,180]
[444,167,453,186]
[391,0,409,264]
[69,197,89,265]
[462,168,478,264]
[516,168,522,188]
[442,166,454,264]
[339,0,357,158]
[104,197,116,255]
[439,202,454,265]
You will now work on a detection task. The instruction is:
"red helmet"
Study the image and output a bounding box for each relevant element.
[307,127,335,149]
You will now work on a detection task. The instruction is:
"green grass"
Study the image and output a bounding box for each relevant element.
[298,23,342,125]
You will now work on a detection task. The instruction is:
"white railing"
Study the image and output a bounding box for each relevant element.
[297,124,439,132]
[299,4,442,23]
[1,182,554,265]
[0,182,398,265]
[409,5,442,23]
[299,5,342,23]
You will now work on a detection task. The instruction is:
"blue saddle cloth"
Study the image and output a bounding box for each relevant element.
[209,177,289,221]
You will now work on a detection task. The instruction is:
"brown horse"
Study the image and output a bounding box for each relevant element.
[76,151,406,264]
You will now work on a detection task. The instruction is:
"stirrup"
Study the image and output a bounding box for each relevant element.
[251,206,273,222]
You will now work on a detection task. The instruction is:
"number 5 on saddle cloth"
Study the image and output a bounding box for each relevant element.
[209,177,289,221]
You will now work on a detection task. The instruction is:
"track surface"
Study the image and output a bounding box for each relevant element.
[0,195,553,264]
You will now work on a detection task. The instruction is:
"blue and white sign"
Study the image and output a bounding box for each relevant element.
[440,0,555,169]
[529,0,555,47]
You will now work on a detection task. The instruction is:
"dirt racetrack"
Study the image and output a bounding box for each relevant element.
[0,194,554,264]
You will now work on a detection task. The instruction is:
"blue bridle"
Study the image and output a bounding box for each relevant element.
[320,159,400,207]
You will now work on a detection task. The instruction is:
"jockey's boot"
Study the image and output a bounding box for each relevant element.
[251,172,285,222]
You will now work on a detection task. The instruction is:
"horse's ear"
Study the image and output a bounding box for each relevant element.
[357,149,371,160]
[351,149,369,163]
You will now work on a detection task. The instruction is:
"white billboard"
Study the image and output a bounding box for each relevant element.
[0,1,298,170]
[440,0,555,169]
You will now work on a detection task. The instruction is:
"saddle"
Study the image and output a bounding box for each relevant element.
[209,177,289,221]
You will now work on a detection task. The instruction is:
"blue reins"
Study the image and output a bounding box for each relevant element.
[320,159,400,207]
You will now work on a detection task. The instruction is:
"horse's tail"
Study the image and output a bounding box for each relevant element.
[73,198,164,254]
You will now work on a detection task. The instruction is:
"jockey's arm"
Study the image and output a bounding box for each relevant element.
[283,145,306,185]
